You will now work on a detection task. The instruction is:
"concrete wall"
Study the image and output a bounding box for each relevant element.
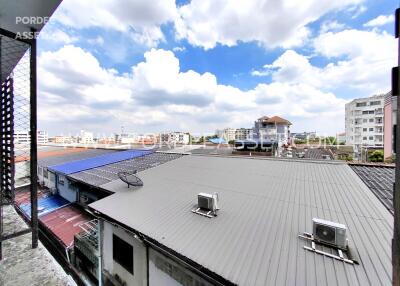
[102,221,147,286]
[384,102,392,159]
[56,175,77,202]
[38,167,56,191]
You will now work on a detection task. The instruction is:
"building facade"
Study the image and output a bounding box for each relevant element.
[159,132,190,145]
[345,94,384,151]
[252,116,291,145]
[216,128,252,141]
[14,130,48,144]
[37,130,48,144]
[383,92,395,159]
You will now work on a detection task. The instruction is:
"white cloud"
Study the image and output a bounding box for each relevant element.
[38,45,348,135]
[253,29,395,94]
[172,46,186,52]
[364,14,394,27]
[174,0,363,49]
[54,0,177,46]
[319,20,346,33]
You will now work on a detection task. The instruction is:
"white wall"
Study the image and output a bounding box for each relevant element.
[103,221,147,286]
[57,175,77,202]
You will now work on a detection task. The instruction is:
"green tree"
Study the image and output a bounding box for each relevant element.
[369,150,384,162]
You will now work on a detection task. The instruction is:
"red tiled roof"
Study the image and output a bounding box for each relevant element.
[264,116,291,125]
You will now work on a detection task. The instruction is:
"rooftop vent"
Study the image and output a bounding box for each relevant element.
[118,171,143,188]
[312,218,347,250]
[192,192,219,218]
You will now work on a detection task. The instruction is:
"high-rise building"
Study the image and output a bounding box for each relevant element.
[345,94,384,151]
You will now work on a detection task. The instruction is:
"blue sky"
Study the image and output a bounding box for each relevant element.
[36,0,397,136]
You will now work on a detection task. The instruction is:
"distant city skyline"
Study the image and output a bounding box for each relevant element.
[37,0,396,135]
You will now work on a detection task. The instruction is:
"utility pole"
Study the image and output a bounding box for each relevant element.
[392,8,400,286]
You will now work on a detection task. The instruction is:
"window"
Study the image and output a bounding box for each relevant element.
[370,101,381,106]
[38,167,43,176]
[58,178,64,186]
[369,118,374,122]
[369,136,373,140]
[369,110,374,114]
[363,119,367,123]
[363,137,367,140]
[356,102,367,107]
[43,169,48,179]
[113,234,133,274]
[362,111,368,114]
[369,128,373,132]
[363,128,367,132]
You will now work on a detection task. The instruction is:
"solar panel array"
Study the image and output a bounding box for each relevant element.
[350,165,394,214]
[69,152,183,187]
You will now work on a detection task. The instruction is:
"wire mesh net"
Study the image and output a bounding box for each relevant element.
[0,34,31,199]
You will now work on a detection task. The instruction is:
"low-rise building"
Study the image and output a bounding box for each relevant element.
[216,128,252,141]
[88,155,392,286]
[253,116,291,145]
[159,132,190,144]
[79,130,94,144]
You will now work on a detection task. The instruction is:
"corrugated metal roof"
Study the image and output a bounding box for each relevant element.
[38,148,117,168]
[19,195,70,218]
[49,149,154,175]
[350,165,394,214]
[40,205,93,247]
[68,152,182,187]
[90,155,393,286]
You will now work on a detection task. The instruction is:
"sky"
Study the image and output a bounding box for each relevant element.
[36,0,397,136]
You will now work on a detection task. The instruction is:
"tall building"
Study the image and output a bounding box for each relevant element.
[235,128,252,140]
[253,116,291,145]
[345,94,384,151]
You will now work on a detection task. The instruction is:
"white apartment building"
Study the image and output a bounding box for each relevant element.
[216,128,252,141]
[160,132,190,144]
[14,130,48,144]
[345,94,384,149]
[14,130,30,144]
[253,116,291,145]
[37,130,48,144]
[79,130,94,144]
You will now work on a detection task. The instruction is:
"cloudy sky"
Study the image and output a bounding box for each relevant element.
[37,0,396,136]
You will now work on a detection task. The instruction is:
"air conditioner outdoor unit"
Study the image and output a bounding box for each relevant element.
[312,218,347,249]
[198,192,219,213]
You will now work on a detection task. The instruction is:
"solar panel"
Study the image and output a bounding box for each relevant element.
[48,149,154,175]
[69,152,183,186]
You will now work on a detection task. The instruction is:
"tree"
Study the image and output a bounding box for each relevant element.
[228,140,235,145]
[369,150,384,162]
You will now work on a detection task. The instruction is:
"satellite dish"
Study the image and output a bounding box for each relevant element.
[118,170,143,188]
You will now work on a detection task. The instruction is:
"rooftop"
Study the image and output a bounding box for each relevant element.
[0,205,75,286]
[350,164,394,214]
[90,155,392,286]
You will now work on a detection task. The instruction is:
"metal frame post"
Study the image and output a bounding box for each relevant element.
[393,8,400,286]
[29,29,38,249]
